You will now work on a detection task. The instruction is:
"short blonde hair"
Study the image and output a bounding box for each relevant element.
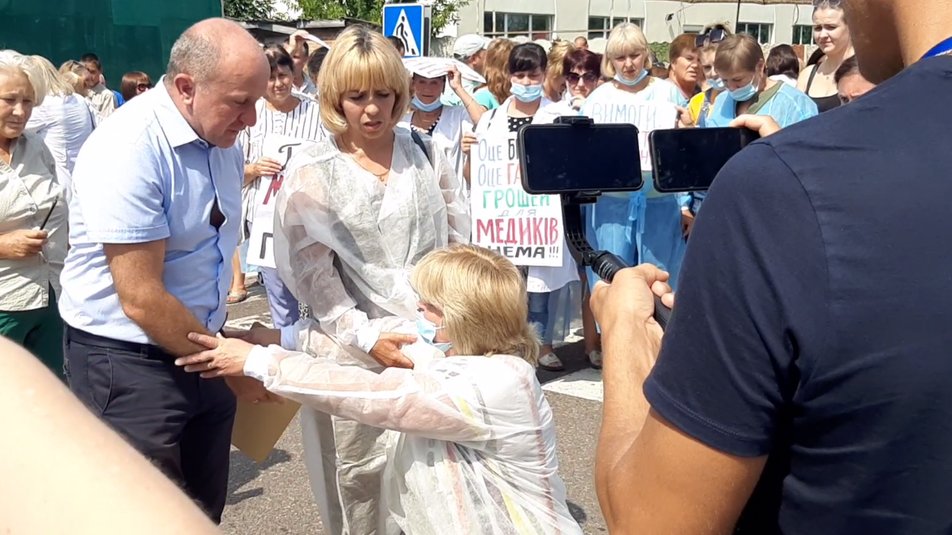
[411,245,540,366]
[714,34,765,75]
[545,40,574,83]
[59,60,88,95]
[28,55,73,97]
[0,50,47,106]
[318,25,410,136]
[603,22,650,77]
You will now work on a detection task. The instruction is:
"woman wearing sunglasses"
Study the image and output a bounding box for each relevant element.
[118,71,152,103]
[562,48,601,111]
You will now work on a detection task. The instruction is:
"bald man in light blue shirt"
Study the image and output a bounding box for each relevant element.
[60,18,271,522]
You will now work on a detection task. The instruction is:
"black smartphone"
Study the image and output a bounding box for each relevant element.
[649,127,760,193]
[519,121,643,194]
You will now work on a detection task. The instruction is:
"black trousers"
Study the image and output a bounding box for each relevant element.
[64,326,236,523]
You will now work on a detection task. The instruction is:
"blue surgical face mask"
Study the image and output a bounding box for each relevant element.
[614,69,648,87]
[411,95,443,113]
[416,313,452,353]
[709,77,726,91]
[510,82,543,103]
[729,77,758,102]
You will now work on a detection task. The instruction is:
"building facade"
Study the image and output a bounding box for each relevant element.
[453,0,815,46]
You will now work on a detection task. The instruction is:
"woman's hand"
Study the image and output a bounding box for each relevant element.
[176,332,254,378]
[676,106,695,128]
[0,229,47,259]
[681,209,695,239]
[248,157,284,178]
[447,66,465,93]
[369,332,417,369]
[461,132,478,156]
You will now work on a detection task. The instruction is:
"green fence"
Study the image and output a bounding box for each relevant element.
[0,0,222,85]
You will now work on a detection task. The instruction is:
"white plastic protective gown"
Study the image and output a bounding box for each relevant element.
[273,129,470,535]
[243,328,583,535]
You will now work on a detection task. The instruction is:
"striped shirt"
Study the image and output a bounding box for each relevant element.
[237,97,327,231]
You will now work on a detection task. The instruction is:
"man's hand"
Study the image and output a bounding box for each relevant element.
[591,264,673,338]
[224,322,282,346]
[369,332,416,369]
[224,376,283,404]
[0,229,47,259]
[730,114,781,137]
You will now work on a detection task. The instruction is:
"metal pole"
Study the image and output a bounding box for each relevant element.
[735,0,741,33]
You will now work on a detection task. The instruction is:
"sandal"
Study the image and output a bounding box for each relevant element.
[226,290,248,304]
[586,350,603,370]
[538,352,564,372]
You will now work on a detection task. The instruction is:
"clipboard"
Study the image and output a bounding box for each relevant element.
[231,399,301,462]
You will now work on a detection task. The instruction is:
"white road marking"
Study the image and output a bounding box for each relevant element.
[542,368,604,403]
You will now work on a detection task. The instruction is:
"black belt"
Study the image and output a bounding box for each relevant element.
[65,325,174,360]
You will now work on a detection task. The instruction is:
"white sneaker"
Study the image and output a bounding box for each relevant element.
[587,350,603,369]
[538,352,564,371]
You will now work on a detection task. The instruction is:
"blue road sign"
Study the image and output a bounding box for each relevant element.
[383,3,425,57]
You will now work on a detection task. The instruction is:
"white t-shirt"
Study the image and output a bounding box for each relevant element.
[400,105,473,183]
[26,93,96,197]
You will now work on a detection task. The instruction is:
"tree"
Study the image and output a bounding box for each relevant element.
[223,0,276,21]
[295,0,470,36]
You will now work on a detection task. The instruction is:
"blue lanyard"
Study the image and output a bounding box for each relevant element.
[922,36,952,59]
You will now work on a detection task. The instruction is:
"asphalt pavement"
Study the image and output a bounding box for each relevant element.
[221,281,608,534]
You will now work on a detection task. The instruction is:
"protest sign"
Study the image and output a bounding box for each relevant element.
[584,100,678,170]
[470,132,563,267]
[246,135,315,269]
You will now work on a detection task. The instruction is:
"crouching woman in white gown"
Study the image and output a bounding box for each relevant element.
[177,245,582,534]
[204,26,468,534]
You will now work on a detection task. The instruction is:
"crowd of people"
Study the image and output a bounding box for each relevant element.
[4,0,952,533]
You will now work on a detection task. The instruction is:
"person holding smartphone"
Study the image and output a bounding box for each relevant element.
[590,0,952,532]
[0,51,68,377]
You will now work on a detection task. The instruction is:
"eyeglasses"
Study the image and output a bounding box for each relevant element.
[565,72,599,85]
[695,27,728,48]
[137,83,153,91]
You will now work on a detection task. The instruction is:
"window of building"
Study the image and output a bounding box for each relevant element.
[587,16,643,39]
[792,24,814,45]
[737,22,773,44]
[483,11,554,39]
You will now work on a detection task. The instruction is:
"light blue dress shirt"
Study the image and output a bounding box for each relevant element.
[59,81,243,344]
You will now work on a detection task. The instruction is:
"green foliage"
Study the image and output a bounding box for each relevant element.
[649,42,671,65]
[295,0,470,35]
[223,0,276,20]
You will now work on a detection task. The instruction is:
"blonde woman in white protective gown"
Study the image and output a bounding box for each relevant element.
[177,245,582,535]
[208,26,467,535]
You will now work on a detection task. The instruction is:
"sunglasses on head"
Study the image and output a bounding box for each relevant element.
[565,71,599,85]
[695,27,728,47]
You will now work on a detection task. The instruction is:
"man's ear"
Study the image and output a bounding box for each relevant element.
[172,74,197,106]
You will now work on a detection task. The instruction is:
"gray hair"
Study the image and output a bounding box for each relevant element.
[166,28,221,84]
[0,50,48,106]
[813,0,844,11]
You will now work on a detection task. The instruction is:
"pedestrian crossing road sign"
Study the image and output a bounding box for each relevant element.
[383,3,426,58]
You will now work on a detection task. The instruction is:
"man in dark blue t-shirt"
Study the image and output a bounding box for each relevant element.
[590,1,952,533]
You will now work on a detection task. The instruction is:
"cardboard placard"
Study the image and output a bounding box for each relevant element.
[231,399,301,463]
